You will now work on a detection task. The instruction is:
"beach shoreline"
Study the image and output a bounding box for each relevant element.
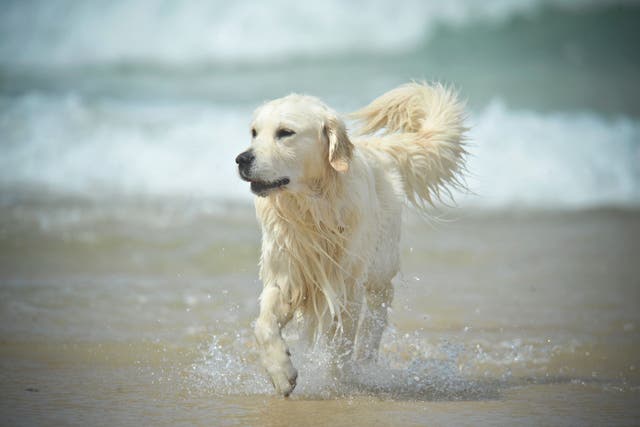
[1,204,638,425]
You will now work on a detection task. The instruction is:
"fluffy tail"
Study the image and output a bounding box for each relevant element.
[350,82,468,210]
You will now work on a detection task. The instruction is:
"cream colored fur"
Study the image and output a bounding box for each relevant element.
[238,82,467,396]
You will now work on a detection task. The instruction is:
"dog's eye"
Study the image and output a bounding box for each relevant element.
[251,128,257,138]
[275,128,296,139]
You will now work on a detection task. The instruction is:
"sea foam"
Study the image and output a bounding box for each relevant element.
[1,93,638,209]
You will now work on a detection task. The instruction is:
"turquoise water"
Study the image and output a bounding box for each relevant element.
[1,0,639,208]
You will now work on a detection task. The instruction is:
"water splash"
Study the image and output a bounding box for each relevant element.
[191,324,591,400]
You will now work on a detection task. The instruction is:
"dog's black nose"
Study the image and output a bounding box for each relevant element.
[235,150,255,166]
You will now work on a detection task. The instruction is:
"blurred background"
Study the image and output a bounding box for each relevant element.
[1,0,639,208]
[1,2,640,425]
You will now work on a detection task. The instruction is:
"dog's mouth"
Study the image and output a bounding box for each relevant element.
[248,177,290,197]
[238,168,290,196]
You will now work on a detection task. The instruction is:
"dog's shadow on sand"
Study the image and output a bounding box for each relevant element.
[293,358,593,402]
[333,362,503,401]
[288,356,503,401]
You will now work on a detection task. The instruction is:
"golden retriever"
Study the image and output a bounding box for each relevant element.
[236,82,467,396]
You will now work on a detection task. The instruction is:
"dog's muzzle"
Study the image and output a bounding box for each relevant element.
[235,149,289,196]
[235,150,255,179]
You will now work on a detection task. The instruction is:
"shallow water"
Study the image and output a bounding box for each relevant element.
[1,200,639,425]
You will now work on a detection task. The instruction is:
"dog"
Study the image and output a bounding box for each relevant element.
[235,82,467,396]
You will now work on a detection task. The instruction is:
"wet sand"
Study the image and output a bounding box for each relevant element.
[1,201,639,426]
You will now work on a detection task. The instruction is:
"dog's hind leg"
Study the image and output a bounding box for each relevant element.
[355,282,393,362]
[254,284,298,397]
[328,297,362,365]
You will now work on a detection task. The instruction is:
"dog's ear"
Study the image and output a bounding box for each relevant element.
[323,114,353,173]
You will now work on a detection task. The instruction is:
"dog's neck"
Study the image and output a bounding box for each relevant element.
[254,171,358,337]
[255,170,348,230]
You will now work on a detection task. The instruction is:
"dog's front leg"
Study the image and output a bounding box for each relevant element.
[254,284,298,396]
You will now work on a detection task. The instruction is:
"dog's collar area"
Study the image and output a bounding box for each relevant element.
[250,177,290,196]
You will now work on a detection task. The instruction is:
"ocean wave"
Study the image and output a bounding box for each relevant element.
[0,93,252,199]
[0,0,630,67]
[1,93,638,209]
[466,100,640,208]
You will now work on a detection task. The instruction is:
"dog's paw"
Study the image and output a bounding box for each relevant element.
[266,360,298,397]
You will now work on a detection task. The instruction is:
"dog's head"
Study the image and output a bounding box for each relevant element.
[236,94,353,197]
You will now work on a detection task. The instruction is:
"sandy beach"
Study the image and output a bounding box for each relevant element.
[1,201,638,426]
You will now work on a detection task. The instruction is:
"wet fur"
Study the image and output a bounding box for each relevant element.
[240,82,467,396]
